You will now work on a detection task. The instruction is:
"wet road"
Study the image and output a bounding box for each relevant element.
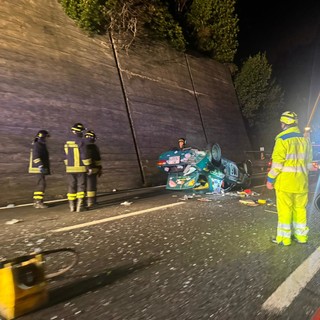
[1,182,320,320]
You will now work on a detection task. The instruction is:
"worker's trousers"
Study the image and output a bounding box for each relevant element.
[275,189,309,245]
[67,173,86,201]
[33,174,46,200]
[87,173,98,206]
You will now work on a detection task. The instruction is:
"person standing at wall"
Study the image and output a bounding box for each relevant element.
[64,123,92,212]
[28,130,51,209]
[84,130,102,208]
[266,111,313,246]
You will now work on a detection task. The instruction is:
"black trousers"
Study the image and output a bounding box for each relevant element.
[33,174,46,200]
[67,173,86,200]
[87,174,98,198]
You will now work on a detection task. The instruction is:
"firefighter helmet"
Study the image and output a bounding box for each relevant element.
[36,130,50,138]
[280,111,298,125]
[85,130,96,140]
[71,123,85,132]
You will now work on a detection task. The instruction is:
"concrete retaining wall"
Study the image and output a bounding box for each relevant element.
[0,0,251,206]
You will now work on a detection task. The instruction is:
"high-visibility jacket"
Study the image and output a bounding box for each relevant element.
[64,135,92,173]
[267,126,313,193]
[28,139,50,174]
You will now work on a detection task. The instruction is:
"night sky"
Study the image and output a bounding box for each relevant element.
[235,0,320,126]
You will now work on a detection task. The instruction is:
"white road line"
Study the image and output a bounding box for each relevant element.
[0,186,167,210]
[262,247,320,313]
[52,202,186,233]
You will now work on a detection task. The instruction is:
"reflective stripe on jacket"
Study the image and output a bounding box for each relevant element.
[28,140,50,174]
[64,136,92,173]
[267,126,313,193]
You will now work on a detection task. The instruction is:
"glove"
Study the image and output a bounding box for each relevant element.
[87,168,93,176]
[39,166,48,175]
[266,181,274,190]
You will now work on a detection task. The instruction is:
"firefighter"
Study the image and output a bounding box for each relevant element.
[64,123,92,212]
[266,111,313,245]
[84,130,102,208]
[28,130,51,209]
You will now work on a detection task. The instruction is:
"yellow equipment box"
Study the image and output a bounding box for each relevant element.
[0,254,48,320]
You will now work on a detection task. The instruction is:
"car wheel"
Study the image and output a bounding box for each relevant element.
[211,143,222,163]
[243,160,253,175]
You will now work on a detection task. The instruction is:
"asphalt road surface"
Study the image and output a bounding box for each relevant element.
[1,181,320,320]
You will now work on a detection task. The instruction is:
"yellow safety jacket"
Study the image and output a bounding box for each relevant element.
[64,136,92,173]
[267,126,313,193]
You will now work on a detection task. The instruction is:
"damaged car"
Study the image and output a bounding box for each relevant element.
[157,143,252,192]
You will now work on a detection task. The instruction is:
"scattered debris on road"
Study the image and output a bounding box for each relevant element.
[5,219,23,225]
[120,201,133,206]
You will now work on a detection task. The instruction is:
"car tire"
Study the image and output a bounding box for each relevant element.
[211,143,222,162]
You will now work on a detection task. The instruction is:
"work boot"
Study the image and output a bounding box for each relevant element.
[270,237,291,246]
[34,200,48,209]
[86,197,95,209]
[291,235,307,244]
[69,200,76,212]
[76,198,85,212]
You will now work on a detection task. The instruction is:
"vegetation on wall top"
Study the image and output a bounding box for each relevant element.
[58,0,238,64]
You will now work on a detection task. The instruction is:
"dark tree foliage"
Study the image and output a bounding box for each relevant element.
[234,52,284,148]
[58,0,238,63]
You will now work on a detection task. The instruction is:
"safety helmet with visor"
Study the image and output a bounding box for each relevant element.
[280,111,298,125]
[36,130,50,138]
[85,130,96,141]
[71,123,86,132]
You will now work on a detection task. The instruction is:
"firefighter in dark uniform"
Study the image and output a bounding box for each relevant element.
[84,130,102,208]
[28,130,50,209]
[64,123,92,212]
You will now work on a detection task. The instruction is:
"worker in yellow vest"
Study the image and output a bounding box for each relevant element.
[64,123,92,212]
[267,111,313,245]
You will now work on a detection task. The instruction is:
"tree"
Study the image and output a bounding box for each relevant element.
[59,0,106,33]
[234,52,284,148]
[186,0,239,63]
[59,0,239,62]
[235,53,272,124]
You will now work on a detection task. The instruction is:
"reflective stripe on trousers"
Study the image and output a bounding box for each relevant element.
[275,189,309,244]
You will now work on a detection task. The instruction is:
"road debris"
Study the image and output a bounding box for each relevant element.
[239,200,259,207]
[265,209,277,214]
[120,201,133,206]
[197,198,212,202]
[5,219,22,225]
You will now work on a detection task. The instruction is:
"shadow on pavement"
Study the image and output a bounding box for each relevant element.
[47,256,160,306]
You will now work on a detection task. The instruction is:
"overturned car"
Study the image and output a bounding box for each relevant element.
[157,144,252,192]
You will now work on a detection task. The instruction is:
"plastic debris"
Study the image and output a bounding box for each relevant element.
[251,191,260,196]
[120,201,132,206]
[239,200,259,207]
[237,191,248,197]
[265,209,277,214]
[112,189,117,192]
[197,198,212,202]
[257,199,267,204]
[6,204,15,208]
[5,219,22,225]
